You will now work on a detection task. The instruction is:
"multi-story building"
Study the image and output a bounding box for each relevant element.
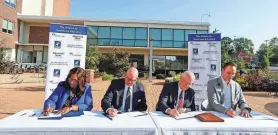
[17,15,209,73]
[0,0,70,61]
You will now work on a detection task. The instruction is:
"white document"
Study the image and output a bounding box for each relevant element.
[38,113,62,119]
[175,112,205,120]
[126,111,148,117]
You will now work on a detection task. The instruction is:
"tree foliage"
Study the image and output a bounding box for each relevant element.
[261,55,270,69]
[233,37,254,54]
[85,45,101,71]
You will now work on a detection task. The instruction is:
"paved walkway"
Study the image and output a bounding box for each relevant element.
[0,73,278,119]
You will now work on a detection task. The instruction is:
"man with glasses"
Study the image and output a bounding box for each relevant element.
[101,67,147,117]
[157,71,196,118]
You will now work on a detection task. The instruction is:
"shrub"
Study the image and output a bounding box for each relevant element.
[168,71,176,77]
[102,72,115,81]
[156,74,166,79]
[173,73,181,81]
[85,45,100,71]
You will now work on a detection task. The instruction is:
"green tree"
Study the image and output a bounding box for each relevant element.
[268,37,278,65]
[98,48,130,78]
[85,45,100,71]
[221,37,235,55]
[0,38,7,62]
[261,55,270,69]
[233,37,254,54]
[256,43,274,61]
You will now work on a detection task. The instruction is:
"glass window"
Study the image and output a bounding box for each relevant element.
[165,56,187,70]
[98,39,110,45]
[185,30,197,41]
[8,21,13,34]
[150,29,161,40]
[135,40,147,47]
[123,40,135,46]
[98,27,110,38]
[174,29,184,41]
[123,28,135,39]
[111,27,122,39]
[185,42,188,48]
[2,20,7,33]
[162,41,173,48]
[162,29,173,40]
[87,39,98,45]
[197,30,208,34]
[151,41,161,47]
[10,0,16,8]
[135,28,147,39]
[152,56,165,70]
[87,26,98,38]
[174,41,185,48]
[110,39,122,46]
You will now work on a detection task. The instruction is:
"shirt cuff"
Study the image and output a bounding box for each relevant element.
[165,108,170,114]
[106,108,111,113]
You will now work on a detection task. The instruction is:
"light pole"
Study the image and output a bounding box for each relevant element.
[201,14,210,22]
[148,38,154,83]
[265,40,269,58]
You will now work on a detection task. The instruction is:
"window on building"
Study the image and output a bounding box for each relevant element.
[197,30,208,34]
[135,28,147,39]
[87,26,98,38]
[185,30,197,41]
[162,29,173,40]
[123,28,135,39]
[98,27,110,38]
[111,27,123,39]
[4,0,16,8]
[135,40,147,47]
[2,19,14,34]
[174,29,185,41]
[150,29,161,40]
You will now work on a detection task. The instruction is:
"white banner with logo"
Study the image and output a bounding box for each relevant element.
[45,24,87,100]
[188,34,221,111]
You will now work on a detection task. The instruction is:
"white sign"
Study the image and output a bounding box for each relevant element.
[45,24,87,100]
[188,33,221,111]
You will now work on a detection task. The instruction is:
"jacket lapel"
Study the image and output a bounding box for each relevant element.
[231,80,235,105]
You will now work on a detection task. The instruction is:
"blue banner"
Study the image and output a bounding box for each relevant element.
[49,24,87,35]
[188,34,221,41]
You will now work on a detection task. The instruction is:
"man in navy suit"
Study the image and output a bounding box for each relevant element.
[157,71,196,118]
[101,67,147,117]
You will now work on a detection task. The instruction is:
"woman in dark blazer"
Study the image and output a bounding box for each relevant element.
[43,67,93,116]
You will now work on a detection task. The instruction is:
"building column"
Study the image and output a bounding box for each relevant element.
[144,54,148,66]
[19,21,24,43]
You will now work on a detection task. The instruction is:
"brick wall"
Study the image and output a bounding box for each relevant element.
[0,0,20,49]
[29,26,49,44]
[53,0,70,16]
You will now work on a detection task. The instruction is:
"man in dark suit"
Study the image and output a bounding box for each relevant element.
[101,67,147,117]
[157,71,196,118]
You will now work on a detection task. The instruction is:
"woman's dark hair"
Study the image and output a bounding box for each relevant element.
[64,67,86,97]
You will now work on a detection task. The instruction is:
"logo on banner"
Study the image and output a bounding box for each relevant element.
[52,33,65,37]
[72,35,84,41]
[54,41,62,49]
[207,74,218,79]
[53,69,60,77]
[206,58,218,62]
[50,62,68,66]
[193,48,198,55]
[208,42,217,47]
[190,66,205,70]
[53,52,64,57]
[211,64,216,71]
[50,80,59,84]
[203,50,218,54]
[74,60,80,67]
[190,42,201,46]
[192,58,202,63]
[67,44,83,48]
[69,52,82,57]
[194,73,200,80]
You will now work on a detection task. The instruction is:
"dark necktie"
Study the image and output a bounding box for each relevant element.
[178,91,183,110]
[125,87,131,112]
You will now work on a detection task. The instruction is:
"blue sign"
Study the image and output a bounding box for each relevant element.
[54,41,61,49]
[53,69,60,77]
[50,24,87,35]
[188,34,221,41]
[74,60,80,67]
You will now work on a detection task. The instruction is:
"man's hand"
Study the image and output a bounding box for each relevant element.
[56,107,70,115]
[240,109,252,118]
[225,109,236,118]
[108,108,118,117]
[167,109,179,118]
[43,106,54,116]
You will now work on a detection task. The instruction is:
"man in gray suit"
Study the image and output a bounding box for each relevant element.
[207,62,252,118]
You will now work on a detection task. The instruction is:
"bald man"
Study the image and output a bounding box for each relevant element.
[101,67,147,117]
[157,71,196,118]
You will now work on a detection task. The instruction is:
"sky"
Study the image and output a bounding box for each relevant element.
[70,0,278,52]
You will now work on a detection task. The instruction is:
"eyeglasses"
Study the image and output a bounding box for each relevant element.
[69,78,78,84]
[126,77,137,82]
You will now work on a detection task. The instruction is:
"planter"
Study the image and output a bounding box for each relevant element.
[85,69,94,83]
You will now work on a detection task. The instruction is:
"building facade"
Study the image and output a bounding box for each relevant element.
[0,0,69,61]
[16,15,210,73]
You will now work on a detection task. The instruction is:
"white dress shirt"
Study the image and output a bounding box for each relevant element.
[221,77,232,110]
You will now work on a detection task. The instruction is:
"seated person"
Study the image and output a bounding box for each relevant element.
[43,67,93,116]
[207,62,252,118]
[101,67,147,117]
[157,71,196,118]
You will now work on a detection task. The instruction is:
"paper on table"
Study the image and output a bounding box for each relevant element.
[234,112,278,120]
[125,111,148,117]
[175,111,205,120]
[38,112,62,119]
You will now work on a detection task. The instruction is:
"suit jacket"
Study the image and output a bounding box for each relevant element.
[206,77,251,113]
[157,81,196,113]
[44,81,93,111]
[101,79,147,113]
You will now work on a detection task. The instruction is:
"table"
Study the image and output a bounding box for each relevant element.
[150,111,278,135]
[0,110,158,135]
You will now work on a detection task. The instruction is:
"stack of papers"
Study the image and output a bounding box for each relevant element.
[38,113,62,119]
